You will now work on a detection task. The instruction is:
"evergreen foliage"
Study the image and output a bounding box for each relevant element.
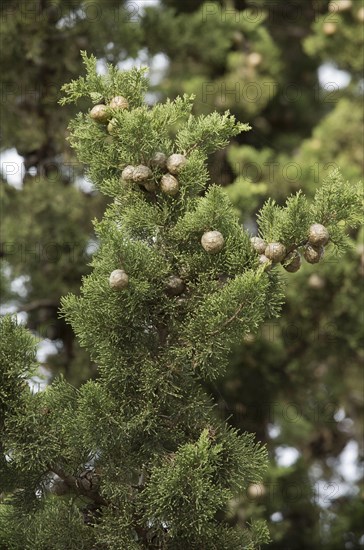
[0,0,143,383]
[0,53,362,548]
[147,2,363,546]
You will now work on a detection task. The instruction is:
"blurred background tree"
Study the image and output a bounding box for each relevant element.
[1,0,363,547]
[0,0,143,385]
[141,1,363,548]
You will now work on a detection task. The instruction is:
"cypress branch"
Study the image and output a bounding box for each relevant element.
[0,53,362,549]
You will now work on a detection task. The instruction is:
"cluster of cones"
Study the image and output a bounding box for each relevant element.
[251,223,330,273]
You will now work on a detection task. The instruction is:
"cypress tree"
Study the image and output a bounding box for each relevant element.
[0,53,362,549]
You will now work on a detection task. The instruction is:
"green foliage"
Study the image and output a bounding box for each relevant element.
[1,177,99,300]
[1,46,363,549]
[143,430,233,538]
[0,0,145,385]
[145,4,364,546]
[60,52,149,108]
[0,2,142,155]
[311,169,362,227]
[297,98,364,187]
[65,100,197,195]
[30,499,96,550]
[4,377,88,474]
[141,428,268,548]
[225,144,269,219]
[256,191,312,246]
[143,3,282,117]
[0,499,96,550]
[257,171,362,253]
[2,56,272,548]
[0,316,36,423]
[180,269,280,378]
[304,6,363,74]
[175,112,250,154]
